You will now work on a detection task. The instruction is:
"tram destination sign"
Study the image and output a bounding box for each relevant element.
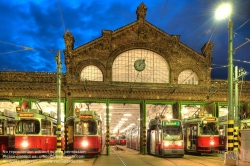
[18,113,34,117]
[78,115,93,119]
[163,121,180,126]
[205,117,216,121]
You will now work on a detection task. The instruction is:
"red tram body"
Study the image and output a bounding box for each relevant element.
[65,110,103,156]
[184,114,219,154]
[116,135,126,145]
[110,136,116,146]
[13,108,57,155]
[0,112,15,157]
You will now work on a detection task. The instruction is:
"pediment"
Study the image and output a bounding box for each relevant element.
[63,3,212,76]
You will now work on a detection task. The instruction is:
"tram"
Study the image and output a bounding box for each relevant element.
[65,108,103,156]
[0,111,15,158]
[131,127,140,150]
[147,116,184,157]
[116,134,126,145]
[14,106,57,155]
[184,114,219,154]
[110,136,116,146]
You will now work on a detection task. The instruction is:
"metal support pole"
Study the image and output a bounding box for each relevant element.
[227,15,234,152]
[55,50,62,157]
[106,101,110,155]
[142,100,146,155]
[234,66,239,151]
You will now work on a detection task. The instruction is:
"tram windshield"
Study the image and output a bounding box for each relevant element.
[201,122,219,135]
[162,121,183,141]
[111,136,116,140]
[120,135,126,139]
[75,120,97,135]
[16,120,40,134]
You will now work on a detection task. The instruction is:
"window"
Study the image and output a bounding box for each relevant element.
[178,69,198,85]
[16,120,40,134]
[41,119,52,135]
[75,120,97,135]
[80,65,103,81]
[112,49,169,83]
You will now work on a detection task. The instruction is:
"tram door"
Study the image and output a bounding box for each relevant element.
[150,130,155,154]
[218,124,227,151]
[187,125,197,150]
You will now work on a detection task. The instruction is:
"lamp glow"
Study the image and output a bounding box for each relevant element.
[21,141,28,147]
[215,3,231,20]
[82,140,88,147]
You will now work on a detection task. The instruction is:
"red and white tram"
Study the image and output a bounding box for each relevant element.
[65,109,103,156]
[184,114,219,154]
[147,116,184,157]
[116,135,126,145]
[110,136,116,146]
[0,112,15,157]
[14,107,57,155]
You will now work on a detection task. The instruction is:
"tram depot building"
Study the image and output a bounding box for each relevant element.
[1,3,250,132]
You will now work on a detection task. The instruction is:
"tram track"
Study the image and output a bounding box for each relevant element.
[112,147,155,166]
[119,146,180,166]
[0,158,44,166]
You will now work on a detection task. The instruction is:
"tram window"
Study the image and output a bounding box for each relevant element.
[201,123,219,135]
[219,128,225,136]
[75,120,97,135]
[53,125,57,135]
[97,120,101,135]
[41,119,51,135]
[121,135,126,139]
[0,121,3,135]
[15,120,40,134]
[163,126,183,140]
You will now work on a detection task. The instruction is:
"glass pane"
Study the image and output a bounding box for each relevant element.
[112,49,169,83]
[178,69,198,85]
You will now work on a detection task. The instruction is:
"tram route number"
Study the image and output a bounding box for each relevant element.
[219,150,248,162]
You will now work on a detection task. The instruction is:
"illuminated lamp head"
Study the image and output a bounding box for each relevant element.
[164,142,169,147]
[210,141,215,145]
[82,140,88,147]
[177,142,182,146]
[21,137,29,148]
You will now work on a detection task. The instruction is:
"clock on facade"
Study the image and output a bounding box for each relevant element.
[134,59,146,71]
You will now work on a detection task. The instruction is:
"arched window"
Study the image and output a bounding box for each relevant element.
[112,49,169,83]
[178,69,198,85]
[80,65,103,81]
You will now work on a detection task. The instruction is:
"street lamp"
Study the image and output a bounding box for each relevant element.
[215,3,234,152]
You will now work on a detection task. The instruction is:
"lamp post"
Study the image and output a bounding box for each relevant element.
[215,3,234,152]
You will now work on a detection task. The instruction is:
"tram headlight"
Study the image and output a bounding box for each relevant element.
[164,142,169,147]
[82,140,88,147]
[210,141,214,145]
[21,140,28,147]
[177,142,182,146]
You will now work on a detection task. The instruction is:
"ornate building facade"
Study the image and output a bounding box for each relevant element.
[0,3,250,114]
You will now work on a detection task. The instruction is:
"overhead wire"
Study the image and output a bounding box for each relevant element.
[235,18,250,31]
[58,0,66,33]
[157,0,168,27]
